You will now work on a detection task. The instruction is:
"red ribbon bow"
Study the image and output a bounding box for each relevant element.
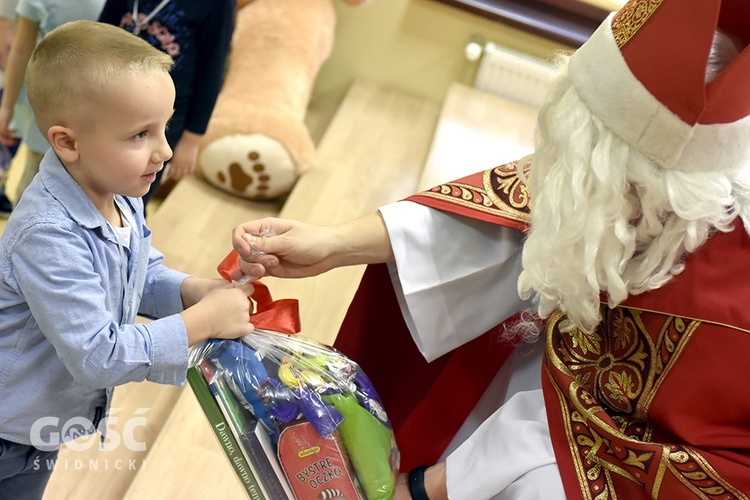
[217,250,301,334]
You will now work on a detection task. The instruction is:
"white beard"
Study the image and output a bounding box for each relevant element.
[516,60,750,333]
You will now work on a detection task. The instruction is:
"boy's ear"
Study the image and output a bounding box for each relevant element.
[47,126,79,163]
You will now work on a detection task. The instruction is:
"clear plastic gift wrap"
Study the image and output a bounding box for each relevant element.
[188,330,400,500]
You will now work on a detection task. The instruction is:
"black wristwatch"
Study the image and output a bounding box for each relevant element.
[408,464,431,500]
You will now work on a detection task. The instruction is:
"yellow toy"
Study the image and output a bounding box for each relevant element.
[198,0,369,200]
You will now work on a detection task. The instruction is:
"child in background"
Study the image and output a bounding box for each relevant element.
[0,0,18,216]
[99,0,235,208]
[0,21,255,498]
[0,0,105,216]
[0,0,17,69]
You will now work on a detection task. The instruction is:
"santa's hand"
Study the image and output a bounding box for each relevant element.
[232,218,337,279]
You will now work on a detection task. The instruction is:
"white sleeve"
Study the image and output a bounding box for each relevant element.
[441,339,563,499]
[446,389,564,499]
[379,201,531,361]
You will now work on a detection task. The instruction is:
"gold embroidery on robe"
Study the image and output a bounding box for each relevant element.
[545,308,747,498]
[611,0,664,48]
[418,161,531,225]
[667,448,748,498]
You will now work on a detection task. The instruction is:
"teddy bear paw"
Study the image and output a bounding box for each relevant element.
[199,134,298,200]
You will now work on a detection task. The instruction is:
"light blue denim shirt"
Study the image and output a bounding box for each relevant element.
[0,151,190,448]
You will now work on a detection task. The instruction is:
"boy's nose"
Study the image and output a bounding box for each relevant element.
[154,135,172,164]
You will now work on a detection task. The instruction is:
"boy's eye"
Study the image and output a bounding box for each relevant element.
[134,131,148,140]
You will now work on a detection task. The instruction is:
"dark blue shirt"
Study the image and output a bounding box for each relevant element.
[99,0,235,135]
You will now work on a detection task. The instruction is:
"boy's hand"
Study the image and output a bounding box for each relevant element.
[180,277,226,308]
[180,282,255,346]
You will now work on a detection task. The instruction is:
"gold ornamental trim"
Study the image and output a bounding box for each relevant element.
[482,162,531,224]
[611,0,664,48]
[666,448,749,499]
[545,308,748,498]
[417,181,507,219]
[418,161,531,226]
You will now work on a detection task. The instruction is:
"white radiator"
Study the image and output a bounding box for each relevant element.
[468,41,556,109]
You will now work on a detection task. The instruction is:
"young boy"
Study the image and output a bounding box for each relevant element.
[0,20,254,497]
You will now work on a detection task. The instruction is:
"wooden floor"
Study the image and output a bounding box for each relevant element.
[0,79,537,499]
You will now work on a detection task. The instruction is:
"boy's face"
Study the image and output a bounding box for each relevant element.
[70,70,175,206]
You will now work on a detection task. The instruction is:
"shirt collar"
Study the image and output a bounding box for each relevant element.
[38,149,140,233]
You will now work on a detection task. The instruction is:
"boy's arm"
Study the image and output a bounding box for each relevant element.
[138,246,192,318]
[140,248,255,347]
[12,226,189,388]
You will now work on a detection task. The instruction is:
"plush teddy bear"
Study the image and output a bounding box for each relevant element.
[197,0,369,200]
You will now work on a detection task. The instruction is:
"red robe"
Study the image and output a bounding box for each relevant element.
[337,160,750,497]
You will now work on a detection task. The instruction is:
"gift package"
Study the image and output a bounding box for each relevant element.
[188,329,400,500]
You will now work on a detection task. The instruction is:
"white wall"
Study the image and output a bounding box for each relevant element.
[313,0,571,105]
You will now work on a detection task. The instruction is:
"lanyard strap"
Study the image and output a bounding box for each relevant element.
[132,0,171,36]
[108,201,140,325]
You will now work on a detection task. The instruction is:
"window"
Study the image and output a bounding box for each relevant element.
[432,0,625,46]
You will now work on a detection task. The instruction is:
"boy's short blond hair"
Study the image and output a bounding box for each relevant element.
[26,20,173,134]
